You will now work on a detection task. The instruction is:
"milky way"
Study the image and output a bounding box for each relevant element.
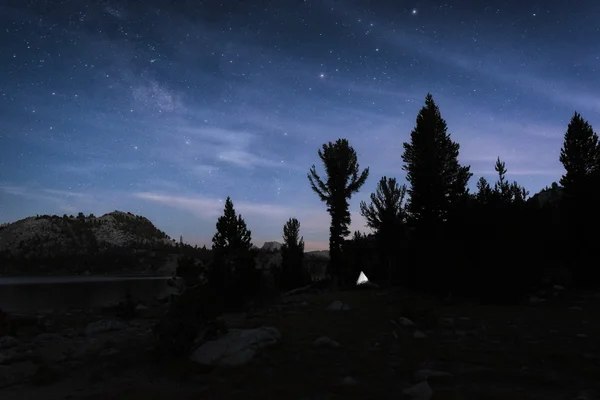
[1,0,598,249]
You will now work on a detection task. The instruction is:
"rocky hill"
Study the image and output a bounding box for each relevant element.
[0,211,173,257]
[529,182,564,208]
[261,241,283,252]
[0,211,179,275]
[305,250,329,259]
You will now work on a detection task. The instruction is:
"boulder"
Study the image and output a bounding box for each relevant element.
[402,381,433,400]
[313,336,341,348]
[84,319,126,336]
[398,317,415,327]
[0,336,18,350]
[326,300,350,311]
[190,326,281,367]
[413,330,427,339]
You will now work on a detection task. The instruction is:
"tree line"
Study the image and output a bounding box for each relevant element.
[177,93,600,310]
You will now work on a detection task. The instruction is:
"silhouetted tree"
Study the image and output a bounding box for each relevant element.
[492,157,529,204]
[280,217,306,290]
[401,93,472,230]
[475,177,493,204]
[558,112,600,286]
[209,196,257,308]
[359,176,408,285]
[559,112,600,201]
[308,138,369,287]
[212,197,252,252]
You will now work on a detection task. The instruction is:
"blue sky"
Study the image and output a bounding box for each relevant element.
[1,0,598,249]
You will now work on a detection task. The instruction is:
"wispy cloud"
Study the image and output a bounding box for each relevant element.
[133,192,296,221]
[149,121,294,172]
[56,161,146,177]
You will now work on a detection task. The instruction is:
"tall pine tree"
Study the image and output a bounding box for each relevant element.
[212,196,252,253]
[559,112,600,206]
[308,138,369,287]
[558,112,600,286]
[280,217,306,290]
[210,196,255,307]
[401,93,472,230]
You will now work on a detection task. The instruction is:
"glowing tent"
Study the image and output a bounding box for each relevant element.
[356,271,370,285]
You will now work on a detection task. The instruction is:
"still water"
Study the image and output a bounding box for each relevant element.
[0,276,173,314]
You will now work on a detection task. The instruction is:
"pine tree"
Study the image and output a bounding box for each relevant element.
[558,112,600,286]
[211,196,252,252]
[308,138,369,287]
[359,176,407,285]
[280,217,306,290]
[475,177,493,204]
[559,112,600,204]
[401,93,472,229]
[210,197,255,306]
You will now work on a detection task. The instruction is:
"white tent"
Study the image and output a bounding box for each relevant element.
[356,271,370,285]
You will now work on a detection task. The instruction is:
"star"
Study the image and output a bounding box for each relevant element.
[412,8,418,15]
[319,73,325,78]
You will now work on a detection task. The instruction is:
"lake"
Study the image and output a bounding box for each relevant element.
[0,275,175,314]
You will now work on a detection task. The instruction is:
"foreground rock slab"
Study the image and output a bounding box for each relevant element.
[326,300,351,311]
[402,381,433,400]
[84,319,126,336]
[190,326,281,367]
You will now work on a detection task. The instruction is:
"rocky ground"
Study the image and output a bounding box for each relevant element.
[1,286,600,399]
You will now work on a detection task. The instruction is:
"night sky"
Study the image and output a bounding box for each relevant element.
[1,1,598,250]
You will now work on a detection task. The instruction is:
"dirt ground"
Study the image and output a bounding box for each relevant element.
[2,287,600,399]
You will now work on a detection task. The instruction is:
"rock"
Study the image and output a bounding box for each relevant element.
[403,381,433,400]
[84,320,126,336]
[34,333,63,343]
[341,376,357,386]
[313,336,341,348]
[135,304,148,311]
[414,369,454,383]
[413,330,427,339]
[0,336,19,350]
[439,317,454,327]
[190,326,281,367]
[300,301,309,306]
[553,284,565,291]
[99,348,119,357]
[529,296,546,304]
[398,317,415,327]
[576,333,588,338]
[326,300,350,311]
